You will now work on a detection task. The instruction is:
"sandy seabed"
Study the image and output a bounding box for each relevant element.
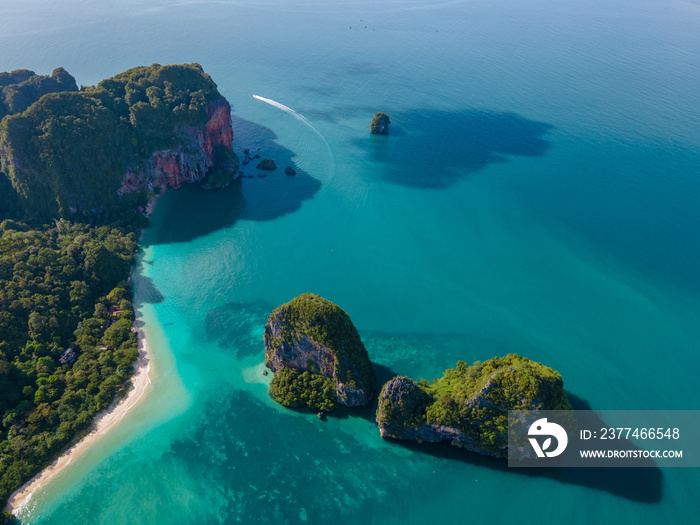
[4,333,152,513]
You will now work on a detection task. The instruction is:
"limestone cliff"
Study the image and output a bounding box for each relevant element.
[264,293,377,410]
[119,98,238,193]
[376,376,511,457]
[376,354,571,457]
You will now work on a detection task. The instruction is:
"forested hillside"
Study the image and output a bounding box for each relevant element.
[0,68,78,121]
[0,219,139,505]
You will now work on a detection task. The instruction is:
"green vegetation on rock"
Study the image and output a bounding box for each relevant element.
[426,354,570,451]
[201,145,240,190]
[269,368,339,412]
[376,376,431,432]
[376,354,571,456]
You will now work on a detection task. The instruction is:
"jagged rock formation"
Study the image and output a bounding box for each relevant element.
[376,354,571,457]
[264,293,377,410]
[241,149,260,166]
[285,166,296,175]
[370,112,390,134]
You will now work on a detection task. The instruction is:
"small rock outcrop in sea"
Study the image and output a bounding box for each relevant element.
[256,158,277,170]
[242,151,260,165]
[376,354,571,457]
[264,293,377,412]
[285,166,296,175]
[370,112,390,135]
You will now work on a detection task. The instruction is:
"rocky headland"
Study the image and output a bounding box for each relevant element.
[262,297,572,457]
[0,63,239,219]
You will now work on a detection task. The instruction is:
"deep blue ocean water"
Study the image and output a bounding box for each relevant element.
[2,0,700,522]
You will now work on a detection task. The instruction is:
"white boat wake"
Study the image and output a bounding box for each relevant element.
[253,94,335,180]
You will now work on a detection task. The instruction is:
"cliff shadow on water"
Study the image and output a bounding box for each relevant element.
[262,361,663,504]
[130,257,166,313]
[353,108,553,188]
[140,116,321,246]
[385,391,663,504]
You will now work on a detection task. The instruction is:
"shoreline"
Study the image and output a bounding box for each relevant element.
[144,191,163,218]
[4,332,152,514]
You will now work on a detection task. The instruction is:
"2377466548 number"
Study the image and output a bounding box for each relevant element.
[599,427,680,439]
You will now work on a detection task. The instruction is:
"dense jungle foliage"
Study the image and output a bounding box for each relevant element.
[0,68,78,122]
[0,219,139,507]
[269,368,339,412]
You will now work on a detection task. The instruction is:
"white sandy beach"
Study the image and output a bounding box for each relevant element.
[4,334,152,514]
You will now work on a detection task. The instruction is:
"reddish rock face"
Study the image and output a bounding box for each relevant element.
[202,98,234,159]
[119,98,236,194]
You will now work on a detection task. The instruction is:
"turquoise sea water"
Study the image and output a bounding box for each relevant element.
[2,0,700,522]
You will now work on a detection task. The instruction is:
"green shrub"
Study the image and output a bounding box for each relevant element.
[270,368,339,412]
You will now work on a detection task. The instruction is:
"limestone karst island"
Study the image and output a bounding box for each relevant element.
[3,1,695,518]
[264,293,377,413]
[263,293,571,457]
[370,112,390,135]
